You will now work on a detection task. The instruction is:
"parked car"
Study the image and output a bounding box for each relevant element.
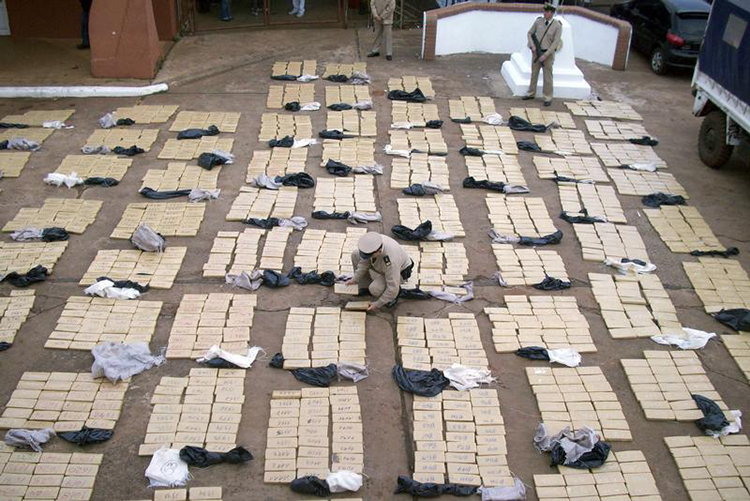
[610,0,710,75]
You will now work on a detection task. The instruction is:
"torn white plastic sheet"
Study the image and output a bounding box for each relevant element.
[384,145,411,157]
[430,282,474,303]
[249,174,283,190]
[300,102,321,111]
[297,74,319,82]
[98,113,116,129]
[482,113,504,125]
[146,448,190,487]
[443,363,495,391]
[534,423,599,465]
[188,188,220,202]
[348,211,382,224]
[624,163,658,172]
[352,164,383,175]
[292,138,318,148]
[279,216,308,230]
[196,345,265,369]
[494,271,508,287]
[91,341,165,383]
[547,348,582,367]
[651,327,716,350]
[337,362,369,382]
[353,101,372,110]
[211,149,234,164]
[350,71,371,85]
[5,138,40,151]
[326,470,363,493]
[479,477,527,500]
[43,120,74,129]
[707,410,742,437]
[131,224,165,252]
[488,230,521,244]
[81,144,110,155]
[391,122,417,129]
[426,230,454,241]
[10,228,44,241]
[84,280,141,300]
[44,172,84,188]
[226,270,263,291]
[604,258,657,275]
[4,428,56,452]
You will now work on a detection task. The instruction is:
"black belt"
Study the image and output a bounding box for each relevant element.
[401,259,414,280]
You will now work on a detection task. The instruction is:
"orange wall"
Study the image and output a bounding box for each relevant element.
[6,0,178,40]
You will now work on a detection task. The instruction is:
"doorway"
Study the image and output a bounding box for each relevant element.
[0,0,10,36]
[193,0,346,32]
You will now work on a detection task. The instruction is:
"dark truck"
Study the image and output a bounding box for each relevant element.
[692,0,749,168]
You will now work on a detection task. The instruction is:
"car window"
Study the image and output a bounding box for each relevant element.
[676,12,708,38]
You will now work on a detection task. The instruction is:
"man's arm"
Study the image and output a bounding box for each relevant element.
[371,266,401,309]
[379,0,395,20]
[527,19,537,49]
[351,258,371,283]
[371,0,380,19]
[550,20,563,51]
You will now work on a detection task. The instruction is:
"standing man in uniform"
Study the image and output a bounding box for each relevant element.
[346,232,414,311]
[522,3,562,107]
[367,0,395,61]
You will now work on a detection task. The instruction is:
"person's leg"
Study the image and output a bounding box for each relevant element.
[525,60,541,98]
[368,273,386,297]
[296,0,305,16]
[290,0,299,15]
[384,24,392,58]
[79,7,90,49]
[220,0,232,20]
[542,56,554,103]
[370,21,384,55]
[350,251,372,292]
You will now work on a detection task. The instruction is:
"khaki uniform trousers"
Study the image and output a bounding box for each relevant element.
[351,251,388,297]
[371,21,393,56]
[527,53,555,101]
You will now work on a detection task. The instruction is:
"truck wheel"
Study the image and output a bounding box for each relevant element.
[699,110,734,169]
[650,47,668,75]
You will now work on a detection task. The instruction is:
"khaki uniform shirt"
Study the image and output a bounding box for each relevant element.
[527,17,562,54]
[371,0,396,24]
[353,235,411,307]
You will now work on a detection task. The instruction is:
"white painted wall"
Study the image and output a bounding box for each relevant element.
[430,10,622,68]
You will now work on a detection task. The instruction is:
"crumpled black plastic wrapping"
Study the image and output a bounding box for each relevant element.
[459,146,483,156]
[41,227,69,242]
[179,445,252,468]
[0,342,12,351]
[534,275,572,291]
[392,365,449,397]
[139,187,191,199]
[641,192,687,207]
[462,176,506,191]
[285,101,301,112]
[425,120,443,129]
[560,209,604,224]
[318,129,354,140]
[84,177,119,187]
[518,230,563,246]
[269,135,295,148]
[327,103,353,111]
[391,221,433,241]
[116,118,136,126]
[177,125,219,140]
[244,217,284,229]
[394,476,478,497]
[712,309,750,331]
[276,172,315,188]
[292,363,338,387]
[312,210,350,220]
[451,117,472,124]
[269,353,285,368]
[515,346,550,361]
[290,476,331,497]
[690,247,740,258]
[271,74,298,81]
[550,441,611,469]
[692,394,730,431]
[325,159,352,177]
[59,426,113,445]
[398,288,432,300]
[1,265,48,287]
[508,115,547,132]
[287,267,336,286]
[113,145,144,156]
[325,74,349,83]
[517,140,542,152]
[387,88,427,102]
[629,136,659,146]
[198,152,230,170]
[262,270,290,288]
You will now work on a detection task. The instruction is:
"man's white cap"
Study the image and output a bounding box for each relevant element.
[358,232,383,256]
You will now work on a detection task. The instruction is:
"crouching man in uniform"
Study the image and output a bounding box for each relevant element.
[346,232,414,311]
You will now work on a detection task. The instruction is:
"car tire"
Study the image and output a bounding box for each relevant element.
[699,110,734,169]
[650,47,668,75]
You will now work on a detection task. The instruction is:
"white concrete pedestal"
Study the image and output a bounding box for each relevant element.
[500,17,592,99]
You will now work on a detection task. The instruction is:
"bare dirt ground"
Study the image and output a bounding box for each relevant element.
[0,26,749,501]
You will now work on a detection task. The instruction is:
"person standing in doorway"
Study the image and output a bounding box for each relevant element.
[220,0,233,21]
[78,0,92,50]
[367,0,395,61]
[522,3,562,106]
[290,0,305,18]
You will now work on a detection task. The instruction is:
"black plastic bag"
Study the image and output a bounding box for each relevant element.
[84,177,119,187]
[0,140,7,150]
[269,135,295,148]
[392,365,449,397]
[140,187,191,199]
[292,364,338,387]
[113,145,144,156]
[244,217,282,229]
[327,103,353,111]
[515,346,550,361]
[403,184,428,196]
[116,118,136,126]
[553,171,583,183]
[291,476,331,497]
[642,192,686,207]
[463,176,506,191]
[0,122,29,129]
[312,210,350,220]
[712,309,750,331]
[285,101,301,112]
[692,394,729,432]
[398,288,432,300]
[271,74,298,81]
[518,230,563,246]
[59,426,113,445]
[325,159,352,177]
[534,275,571,290]
[550,441,611,469]
[0,342,11,351]
[391,221,432,241]
[560,209,604,224]
[325,74,349,83]
[177,124,219,140]
[630,136,658,146]
[276,172,315,188]
[97,276,149,293]
[451,117,472,124]
[179,445,252,468]
[41,227,69,242]
[388,88,427,103]
[508,115,547,132]
[394,476,477,497]
[459,146,483,156]
[198,152,229,170]
[425,120,443,129]
[269,353,285,368]
[202,358,241,369]
[262,270,290,288]
[318,129,354,140]
[1,265,48,287]
[287,267,336,286]
[690,247,740,258]
[517,140,542,152]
